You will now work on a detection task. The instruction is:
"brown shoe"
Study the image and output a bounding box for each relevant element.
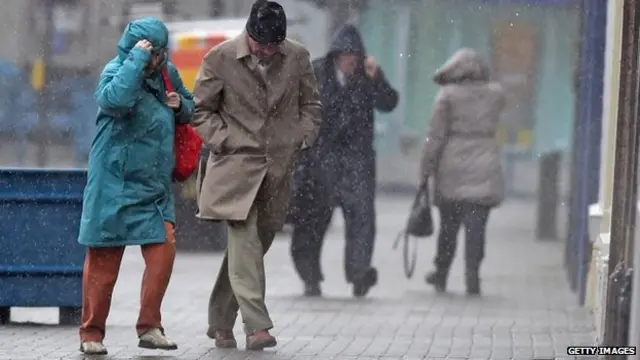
[246,330,277,350]
[213,329,237,348]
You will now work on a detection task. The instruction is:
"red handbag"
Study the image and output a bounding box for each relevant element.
[161,68,202,182]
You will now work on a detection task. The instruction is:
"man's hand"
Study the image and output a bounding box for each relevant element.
[166,92,181,109]
[135,39,153,53]
[364,56,379,78]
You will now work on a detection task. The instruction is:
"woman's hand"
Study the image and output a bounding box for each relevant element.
[135,39,153,53]
[166,92,181,109]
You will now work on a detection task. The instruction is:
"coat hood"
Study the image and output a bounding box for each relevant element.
[433,48,490,85]
[327,24,366,58]
[117,17,169,60]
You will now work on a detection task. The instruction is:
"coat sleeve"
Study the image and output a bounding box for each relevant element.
[191,48,226,152]
[370,68,399,113]
[95,47,151,112]
[419,88,450,183]
[297,49,323,149]
[168,63,195,124]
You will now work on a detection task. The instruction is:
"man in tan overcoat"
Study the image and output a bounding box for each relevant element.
[191,0,323,351]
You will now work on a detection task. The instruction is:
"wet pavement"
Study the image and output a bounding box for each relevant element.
[0,195,594,359]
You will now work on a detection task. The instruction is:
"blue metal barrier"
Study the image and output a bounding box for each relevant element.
[0,168,86,325]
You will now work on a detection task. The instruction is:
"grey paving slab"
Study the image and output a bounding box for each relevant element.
[0,196,594,359]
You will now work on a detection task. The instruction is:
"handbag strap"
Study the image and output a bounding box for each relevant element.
[160,67,174,93]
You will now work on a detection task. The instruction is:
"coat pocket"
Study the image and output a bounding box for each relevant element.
[105,145,126,177]
[122,125,165,185]
[209,125,229,155]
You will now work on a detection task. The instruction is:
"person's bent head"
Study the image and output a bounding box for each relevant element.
[117,17,169,74]
[245,0,287,60]
[335,53,359,76]
[328,24,366,76]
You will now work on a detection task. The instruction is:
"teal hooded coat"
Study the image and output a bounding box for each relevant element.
[78,17,195,247]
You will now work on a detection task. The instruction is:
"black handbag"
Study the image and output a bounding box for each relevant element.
[393,180,434,279]
[405,182,434,237]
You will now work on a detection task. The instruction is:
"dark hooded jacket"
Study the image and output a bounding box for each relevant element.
[308,24,398,159]
[287,25,398,224]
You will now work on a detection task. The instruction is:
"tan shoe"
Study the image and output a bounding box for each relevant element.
[79,341,108,355]
[246,330,277,350]
[138,328,178,350]
[213,329,237,348]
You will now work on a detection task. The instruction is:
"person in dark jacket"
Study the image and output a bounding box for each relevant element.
[289,24,398,298]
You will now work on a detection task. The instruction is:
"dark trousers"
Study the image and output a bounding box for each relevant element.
[290,153,376,284]
[434,201,491,277]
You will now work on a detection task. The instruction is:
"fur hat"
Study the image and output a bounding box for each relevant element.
[246,0,287,44]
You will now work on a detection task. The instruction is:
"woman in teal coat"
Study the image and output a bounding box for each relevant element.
[77,17,194,355]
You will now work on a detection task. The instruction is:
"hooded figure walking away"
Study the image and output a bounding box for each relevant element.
[77,17,195,355]
[191,0,323,351]
[420,48,505,296]
[289,24,398,298]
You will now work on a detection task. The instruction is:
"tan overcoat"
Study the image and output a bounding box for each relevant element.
[192,32,323,232]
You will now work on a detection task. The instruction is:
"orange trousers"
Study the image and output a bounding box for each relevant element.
[79,222,176,342]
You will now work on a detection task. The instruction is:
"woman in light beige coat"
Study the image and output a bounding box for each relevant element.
[419,48,506,296]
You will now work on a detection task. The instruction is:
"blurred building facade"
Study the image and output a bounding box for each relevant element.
[0,0,582,201]
[357,0,581,199]
[0,0,329,75]
[0,0,329,168]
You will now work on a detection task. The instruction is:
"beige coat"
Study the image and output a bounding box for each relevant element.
[420,48,506,207]
[191,32,323,231]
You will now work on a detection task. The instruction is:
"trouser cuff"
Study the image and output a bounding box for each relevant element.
[243,321,274,334]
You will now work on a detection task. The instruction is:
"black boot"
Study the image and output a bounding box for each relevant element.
[465,270,481,296]
[352,267,378,298]
[304,282,322,297]
[425,270,447,293]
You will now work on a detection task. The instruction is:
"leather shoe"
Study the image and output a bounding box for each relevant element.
[246,330,277,350]
[213,329,237,348]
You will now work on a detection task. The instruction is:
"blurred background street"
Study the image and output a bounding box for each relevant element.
[0,0,619,358]
[0,0,577,200]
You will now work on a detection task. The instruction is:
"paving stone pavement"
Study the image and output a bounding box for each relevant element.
[0,196,595,360]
